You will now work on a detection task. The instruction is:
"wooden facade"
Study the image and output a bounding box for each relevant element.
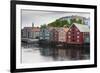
[67,23,90,44]
[22,27,40,39]
[50,28,59,43]
[39,23,89,45]
[58,27,68,43]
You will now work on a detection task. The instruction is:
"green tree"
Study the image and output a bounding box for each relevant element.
[70,18,83,24]
[77,19,83,24]
[40,24,47,28]
[47,17,84,28]
[47,19,71,27]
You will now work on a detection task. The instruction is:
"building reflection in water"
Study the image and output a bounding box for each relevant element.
[22,43,90,63]
[39,46,90,61]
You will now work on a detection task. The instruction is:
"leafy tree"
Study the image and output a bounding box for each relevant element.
[78,19,83,24]
[47,19,71,27]
[40,24,47,28]
[70,18,83,24]
[46,17,84,28]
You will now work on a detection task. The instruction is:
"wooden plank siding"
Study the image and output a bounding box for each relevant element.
[67,24,82,44]
[67,23,90,44]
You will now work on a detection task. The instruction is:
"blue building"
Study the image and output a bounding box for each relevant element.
[39,28,51,42]
[84,18,90,28]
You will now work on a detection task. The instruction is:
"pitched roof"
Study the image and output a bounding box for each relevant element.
[31,27,40,32]
[63,28,69,32]
[57,27,69,32]
[24,27,32,30]
[23,27,40,32]
[72,23,90,32]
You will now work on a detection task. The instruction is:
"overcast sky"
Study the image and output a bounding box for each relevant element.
[21,10,90,28]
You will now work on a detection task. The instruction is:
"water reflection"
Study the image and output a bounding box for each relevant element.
[22,43,90,63]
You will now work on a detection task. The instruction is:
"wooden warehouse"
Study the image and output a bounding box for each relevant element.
[67,23,90,44]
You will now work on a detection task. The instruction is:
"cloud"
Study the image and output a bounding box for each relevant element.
[21,10,90,28]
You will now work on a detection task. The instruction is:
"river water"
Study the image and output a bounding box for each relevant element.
[21,43,90,64]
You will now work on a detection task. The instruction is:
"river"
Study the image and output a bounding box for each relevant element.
[21,43,90,64]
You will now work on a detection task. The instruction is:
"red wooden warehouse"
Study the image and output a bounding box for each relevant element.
[50,27,59,43]
[67,23,90,44]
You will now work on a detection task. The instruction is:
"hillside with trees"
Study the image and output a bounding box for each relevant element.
[40,16,84,28]
[47,18,83,27]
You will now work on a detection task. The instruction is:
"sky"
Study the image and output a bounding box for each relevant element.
[21,10,90,29]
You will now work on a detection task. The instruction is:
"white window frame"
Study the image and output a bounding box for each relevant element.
[68,36,71,38]
[77,36,79,38]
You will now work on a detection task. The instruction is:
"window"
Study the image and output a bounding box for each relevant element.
[77,36,79,38]
[72,39,75,42]
[45,33,50,36]
[45,37,49,40]
[40,37,43,39]
[68,36,71,38]
[72,36,74,38]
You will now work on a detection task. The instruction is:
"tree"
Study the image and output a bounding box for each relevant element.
[77,19,83,24]
[47,17,84,28]
[70,18,83,24]
[40,24,47,28]
[47,19,71,27]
